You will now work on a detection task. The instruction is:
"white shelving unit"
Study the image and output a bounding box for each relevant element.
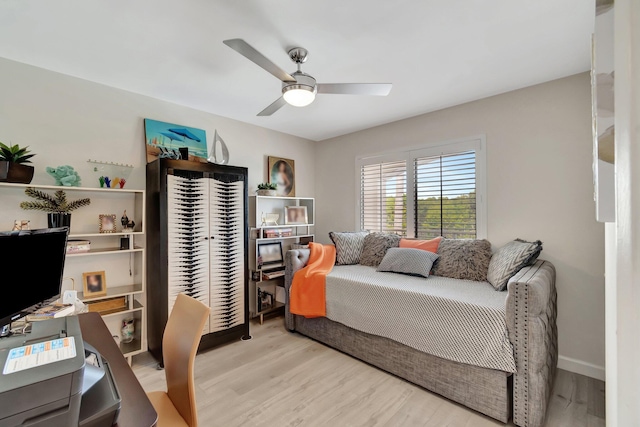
[249,195,314,323]
[0,182,146,364]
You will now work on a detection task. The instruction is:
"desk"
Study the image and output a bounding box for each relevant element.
[78,313,157,427]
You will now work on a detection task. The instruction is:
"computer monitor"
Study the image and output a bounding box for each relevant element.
[0,227,69,334]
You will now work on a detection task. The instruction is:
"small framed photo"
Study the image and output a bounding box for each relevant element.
[83,271,107,297]
[284,206,308,225]
[258,242,284,266]
[99,214,117,233]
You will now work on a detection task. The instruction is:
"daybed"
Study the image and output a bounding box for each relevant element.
[284,242,557,427]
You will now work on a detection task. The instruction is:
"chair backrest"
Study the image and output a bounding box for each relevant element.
[163,293,210,427]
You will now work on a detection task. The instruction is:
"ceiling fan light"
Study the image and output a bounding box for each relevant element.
[282,85,316,107]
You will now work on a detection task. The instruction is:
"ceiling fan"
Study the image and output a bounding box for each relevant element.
[223,39,392,116]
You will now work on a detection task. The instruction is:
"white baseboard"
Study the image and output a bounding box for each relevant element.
[558,355,605,381]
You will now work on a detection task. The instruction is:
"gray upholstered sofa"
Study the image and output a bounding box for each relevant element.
[284,249,557,427]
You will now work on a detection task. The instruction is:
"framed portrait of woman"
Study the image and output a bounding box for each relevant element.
[268,156,295,197]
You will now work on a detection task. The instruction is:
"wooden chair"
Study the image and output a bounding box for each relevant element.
[147,293,210,427]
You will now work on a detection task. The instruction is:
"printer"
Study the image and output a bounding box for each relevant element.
[0,316,121,427]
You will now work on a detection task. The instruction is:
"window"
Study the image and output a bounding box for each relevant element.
[357,137,486,239]
[360,160,407,234]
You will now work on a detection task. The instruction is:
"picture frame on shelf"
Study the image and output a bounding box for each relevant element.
[82,271,107,298]
[268,156,295,197]
[284,206,308,225]
[99,214,117,233]
[257,241,284,266]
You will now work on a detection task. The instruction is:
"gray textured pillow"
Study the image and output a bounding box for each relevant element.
[432,238,492,281]
[359,232,402,267]
[487,239,543,291]
[329,231,369,265]
[377,248,439,278]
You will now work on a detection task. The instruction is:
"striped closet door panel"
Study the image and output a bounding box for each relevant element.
[167,174,211,335]
[209,179,245,332]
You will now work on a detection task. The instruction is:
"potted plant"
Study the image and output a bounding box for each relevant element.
[0,142,35,184]
[20,188,91,228]
[256,182,277,196]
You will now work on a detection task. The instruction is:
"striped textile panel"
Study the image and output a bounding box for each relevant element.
[167,174,210,336]
[209,179,245,332]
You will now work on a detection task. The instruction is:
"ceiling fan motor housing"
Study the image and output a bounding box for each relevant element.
[282,71,317,94]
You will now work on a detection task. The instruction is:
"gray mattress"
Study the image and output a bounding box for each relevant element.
[325,265,517,372]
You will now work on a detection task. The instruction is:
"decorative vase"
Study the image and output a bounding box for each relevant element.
[121,318,134,344]
[48,212,71,229]
[256,189,277,196]
[0,161,34,184]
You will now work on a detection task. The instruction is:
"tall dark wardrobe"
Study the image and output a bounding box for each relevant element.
[146,158,249,362]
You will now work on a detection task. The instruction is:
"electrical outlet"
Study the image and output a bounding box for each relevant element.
[63,290,77,304]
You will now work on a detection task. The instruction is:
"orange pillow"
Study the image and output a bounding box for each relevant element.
[399,236,443,253]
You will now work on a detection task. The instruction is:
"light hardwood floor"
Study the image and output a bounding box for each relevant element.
[133,316,605,427]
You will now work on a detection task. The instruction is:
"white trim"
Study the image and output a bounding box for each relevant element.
[354,135,487,239]
[558,355,606,381]
[610,1,640,425]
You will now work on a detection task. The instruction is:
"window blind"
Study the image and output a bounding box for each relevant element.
[360,160,407,235]
[414,150,476,239]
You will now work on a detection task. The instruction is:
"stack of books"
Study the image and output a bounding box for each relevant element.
[26,303,75,322]
[262,269,285,280]
[264,228,293,238]
[66,239,91,254]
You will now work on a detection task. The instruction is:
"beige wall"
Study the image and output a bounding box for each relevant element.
[0,57,315,337]
[0,57,315,195]
[314,73,605,378]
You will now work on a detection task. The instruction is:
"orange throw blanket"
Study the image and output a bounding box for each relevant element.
[290,242,336,318]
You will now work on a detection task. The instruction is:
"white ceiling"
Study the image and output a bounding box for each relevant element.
[0,0,594,141]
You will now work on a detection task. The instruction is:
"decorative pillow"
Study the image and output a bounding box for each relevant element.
[431,238,493,281]
[329,231,369,265]
[487,239,543,291]
[359,232,402,267]
[399,236,443,253]
[377,248,439,278]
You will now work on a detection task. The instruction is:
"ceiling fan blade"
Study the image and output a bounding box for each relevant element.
[223,39,295,82]
[257,97,287,116]
[316,83,392,96]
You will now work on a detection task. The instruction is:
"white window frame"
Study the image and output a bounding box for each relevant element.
[355,135,487,239]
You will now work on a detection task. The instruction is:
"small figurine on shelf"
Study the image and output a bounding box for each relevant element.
[121,318,134,344]
[12,219,31,231]
[119,178,126,188]
[104,177,111,188]
[121,210,135,232]
[112,177,120,188]
[99,176,105,188]
[46,165,81,187]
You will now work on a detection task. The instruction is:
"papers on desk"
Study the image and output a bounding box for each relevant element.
[3,337,77,375]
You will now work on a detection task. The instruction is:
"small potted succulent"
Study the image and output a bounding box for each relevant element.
[0,142,35,184]
[20,188,91,228]
[256,182,277,196]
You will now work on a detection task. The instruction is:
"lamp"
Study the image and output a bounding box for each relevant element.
[282,71,317,107]
[283,85,316,107]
